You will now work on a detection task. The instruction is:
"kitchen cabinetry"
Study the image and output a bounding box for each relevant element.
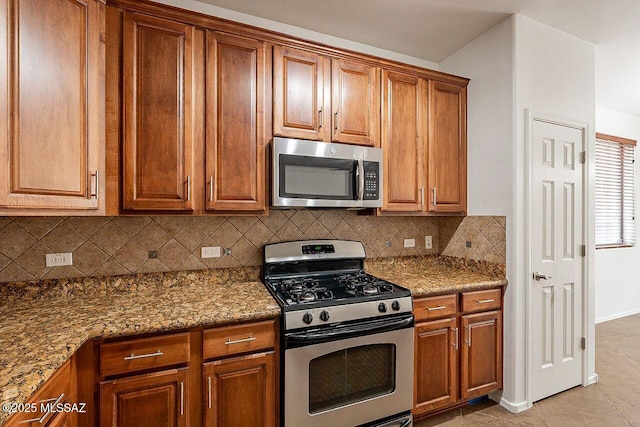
[121,12,196,211]
[381,71,467,215]
[4,358,76,427]
[202,319,277,427]
[0,0,104,214]
[205,32,268,212]
[98,332,191,427]
[273,46,378,147]
[413,288,502,419]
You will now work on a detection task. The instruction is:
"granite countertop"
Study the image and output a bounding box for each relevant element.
[365,255,507,297]
[0,267,280,426]
[0,256,506,425]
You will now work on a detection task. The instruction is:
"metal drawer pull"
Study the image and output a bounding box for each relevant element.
[465,325,471,347]
[22,392,64,424]
[476,299,495,304]
[426,305,447,311]
[207,377,212,409]
[453,327,459,350]
[225,336,256,345]
[180,382,184,415]
[123,350,163,360]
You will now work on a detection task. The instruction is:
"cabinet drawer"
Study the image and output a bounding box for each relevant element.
[203,319,275,360]
[413,294,457,322]
[5,359,71,427]
[100,332,190,377]
[461,289,502,313]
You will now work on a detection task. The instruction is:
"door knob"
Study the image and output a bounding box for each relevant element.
[533,272,552,281]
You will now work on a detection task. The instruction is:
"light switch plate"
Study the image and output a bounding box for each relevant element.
[425,236,433,249]
[46,252,73,267]
[403,238,415,248]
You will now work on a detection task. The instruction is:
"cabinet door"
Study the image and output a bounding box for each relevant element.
[273,45,330,141]
[100,368,188,427]
[122,13,195,211]
[428,81,467,213]
[0,0,102,211]
[381,71,426,212]
[460,310,502,399]
[206,32,267,212]
[414,317,458,415]
[331,59,378,146]
[204,352,275,427]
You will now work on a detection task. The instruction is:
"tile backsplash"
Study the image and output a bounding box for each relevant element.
[0,213,505,283]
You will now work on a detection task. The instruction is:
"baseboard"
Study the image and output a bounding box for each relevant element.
[595,307,640,324]
[587,373,599,385]
[495,395,530,413]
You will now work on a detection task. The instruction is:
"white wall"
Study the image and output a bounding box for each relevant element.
[594,106,640,323]
[442,14,597,412]
[157,0,439,70]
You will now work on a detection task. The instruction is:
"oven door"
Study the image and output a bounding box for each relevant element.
[284,315,414,427]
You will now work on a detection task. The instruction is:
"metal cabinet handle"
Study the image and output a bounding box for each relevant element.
[453,327,459,350]
[186,175,191,202]
[207,376,212,409]
[420,186,425,206]
[209,176,214,202]
[123,350,163,360]
[334,111,338,130]
[476,299,495,304]
[433,187,437,205]
[180,382,184,415]
[22,392,65,424]
[225,336,256,345]
[319,107,323,128]
[90,171,99,199]
[426,305,446,311]
[464,325,471,347]
[533,272,552,281]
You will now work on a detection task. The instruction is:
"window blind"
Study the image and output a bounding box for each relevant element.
[595,133,635,247]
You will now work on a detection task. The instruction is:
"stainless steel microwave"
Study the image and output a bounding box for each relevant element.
[272,137,383,208]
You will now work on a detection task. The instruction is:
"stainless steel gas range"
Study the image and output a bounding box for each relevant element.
[262,240,414,427]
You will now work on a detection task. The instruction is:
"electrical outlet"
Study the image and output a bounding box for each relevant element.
[425,236,433,249]
[403,238,415,248]
[201,246,221,259]
[45,252,73,267]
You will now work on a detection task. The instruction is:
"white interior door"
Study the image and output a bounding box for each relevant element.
[531,119,584,402]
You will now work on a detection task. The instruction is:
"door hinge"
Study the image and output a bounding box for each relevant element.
[581,245,586,257]
[581,337,586,350]
[580,151,586,164]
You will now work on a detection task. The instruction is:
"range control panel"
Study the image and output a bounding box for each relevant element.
[302,244,336,255]
[363,161,379,200]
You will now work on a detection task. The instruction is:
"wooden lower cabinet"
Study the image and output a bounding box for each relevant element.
[203,352,275,427]
[100,368,189,427]
[414,317,458,415]
[460,310,502,399]
[413,290,503,420]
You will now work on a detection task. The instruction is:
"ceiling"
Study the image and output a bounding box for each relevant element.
[191,0,640,116]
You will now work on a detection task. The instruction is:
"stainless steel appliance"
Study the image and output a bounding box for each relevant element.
[272,137,383,208]
[263,240,413,427]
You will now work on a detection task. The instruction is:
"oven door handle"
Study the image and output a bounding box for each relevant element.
[286,315,414,347]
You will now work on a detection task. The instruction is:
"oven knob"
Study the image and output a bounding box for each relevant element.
[302,312,313,324]
[320,310,330,322]
[391,301,400,311]
[378,302,387,313]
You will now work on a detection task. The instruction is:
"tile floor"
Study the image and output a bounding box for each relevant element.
[415,313,640,426]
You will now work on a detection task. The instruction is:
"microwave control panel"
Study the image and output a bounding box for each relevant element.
[363,162,379,200]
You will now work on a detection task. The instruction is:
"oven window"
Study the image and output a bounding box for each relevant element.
[308,344,396,414]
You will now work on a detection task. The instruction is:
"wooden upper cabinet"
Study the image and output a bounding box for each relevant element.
[331,59,379,146]
[273,45,330,141]
[122,13,195,211]
[381,71,426,212]
[0,0,104,212]
[206,32,268,212]
[428,81,467,213]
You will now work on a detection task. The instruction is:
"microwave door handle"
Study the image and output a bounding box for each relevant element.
[357,158,365,201]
